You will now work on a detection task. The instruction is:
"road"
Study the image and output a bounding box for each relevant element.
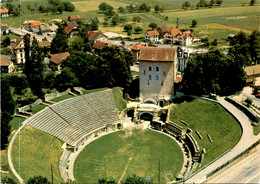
[207,144,260,183]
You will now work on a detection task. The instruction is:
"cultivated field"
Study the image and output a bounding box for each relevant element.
[74,128,183,183]
[170,98,242,168]
[11,126,64,183]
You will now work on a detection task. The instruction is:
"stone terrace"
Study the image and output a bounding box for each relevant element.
[26,90,120,146]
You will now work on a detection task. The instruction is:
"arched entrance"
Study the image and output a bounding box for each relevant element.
[139,112,154,121]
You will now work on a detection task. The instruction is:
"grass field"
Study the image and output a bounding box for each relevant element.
[253,124,260,135]
[50,94,74,102]
[112,87,127,111]
[29,104,47,114]
[170,98,242,168]
[74,128,183,183]
[9,117,26,131]
[11,126,64,183]
[81,87,108,94]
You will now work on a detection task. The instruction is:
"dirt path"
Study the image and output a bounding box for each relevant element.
[118,157,133,184]
[208,23,252,34]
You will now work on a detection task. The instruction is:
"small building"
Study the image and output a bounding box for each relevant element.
[92,41,107,51]
[9,37,26,64]
[244,65,260,86]
[157,25,171,37]
[64,25,78,37]
[164,28,183,44]
[29,21,41,33]
[39,23,51,35]
[50,52,70,71]
[182,31,196,46]
[65,20,78,27]
[1,8,9,17]
[87,31,105,42]
[145,30,160,43]
[68,15,80,21]
[130,43,147,60]
[139,47,177,100]
[0,57,15,73]
[0,23,9,35]
[39,40,51,49]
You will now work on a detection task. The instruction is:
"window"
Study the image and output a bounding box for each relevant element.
[148,66,152,71]
[148,75,152,80]
[156,75,160,80]
[155,66,160,72]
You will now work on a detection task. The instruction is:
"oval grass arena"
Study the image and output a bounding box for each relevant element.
[74,129,183,183]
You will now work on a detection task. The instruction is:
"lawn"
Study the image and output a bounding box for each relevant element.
[50,94,74,102]
[81,87,108,94]
[29,104,47,114]
[9,117,26,131]
[74,128,183,183]
[11,126,64,183]
[170,98,242,168]
[112,87,127,111]
[253,124,260,135]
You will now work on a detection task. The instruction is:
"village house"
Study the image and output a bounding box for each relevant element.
[9,37,26,64]
[1,8,9,17]
[139,47,177,101]
[157,25,171,37]
[87,31,106,42]
[182,31,196,46]
[50,52,70,71]
[92,41,107,52]
[145,30,160,43]
[68,15,80,21]
[130,43,147,60]
[0,56,15,73]
[24,21,41,33]
[244,65,260,86]
[39,23,51,35]
[64,25,78,37]
[164,28,183,44]
[0,23,9,35]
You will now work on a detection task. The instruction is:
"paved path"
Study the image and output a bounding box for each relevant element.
[207,144,260,183]
[185,97,260,183]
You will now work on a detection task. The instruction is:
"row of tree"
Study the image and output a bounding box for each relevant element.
[182,0,223,9]
[183,30,260,96]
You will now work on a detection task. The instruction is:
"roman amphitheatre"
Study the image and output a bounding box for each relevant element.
[7,86,258,184]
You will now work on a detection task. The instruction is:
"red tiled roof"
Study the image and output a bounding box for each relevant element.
[92,41,107,50]
[146,30,160,37]
[182,31,196,38]
[30,21,41,27]
[39,41,51,48]
[64,25,77,35]
[66,20,78,27]
[0,57,11,66]
[0,23,8,27]
[69,15,80,20]
[10,37,23,50]
[87,31,101,41]
[139,47,176,62]
[1,8,8,14]
[50,52,70,65]
[131,43,147,51]
[170,28,182,37]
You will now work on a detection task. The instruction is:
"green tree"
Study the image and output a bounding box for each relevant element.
[64,2,75,11]
[23,35,44,98]
[57,3,64,13]
[99,2,108,12]
[124,24,133,32]
[249,30,260,63]
[124,174,146,184]
[182,1,191,9]
[134,26,143,34]
[51,26,68,54]
[118,7,125,13]
[149,22,158,30]
[211,38,218,46]
[57,67,79,90]
[133,16,141,23]
[1,177,16,184]
[111,15,119,26]
[27,176,50,184]
[38,5,45,13]
[250,0,255,6]
[91,17,99,30]
[126,4,134,13]
[139,3,151,12]
[154,5,160,13]
[98,178,116,184]
[216,0,223,5]
[2,36,11,47]
[191,19,197,27]
[51,6,57,13]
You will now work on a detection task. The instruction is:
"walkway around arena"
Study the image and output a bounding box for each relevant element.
[185,97,260,183]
